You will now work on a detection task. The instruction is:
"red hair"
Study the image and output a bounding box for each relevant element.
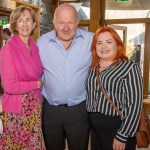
[90,27,128,68]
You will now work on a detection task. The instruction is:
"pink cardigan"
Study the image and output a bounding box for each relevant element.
[0,35,43,113]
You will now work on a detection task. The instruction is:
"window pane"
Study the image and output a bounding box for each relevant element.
[106,0,150,19]
[69,1,90,20]
[111,24,144,73]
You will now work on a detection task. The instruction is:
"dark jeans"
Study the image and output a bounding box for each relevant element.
[89,112,136,150]
[42,99,90,150]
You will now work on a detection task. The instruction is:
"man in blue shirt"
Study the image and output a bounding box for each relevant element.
[37,4,93,150]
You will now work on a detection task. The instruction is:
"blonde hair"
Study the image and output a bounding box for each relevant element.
[10,5,38,35]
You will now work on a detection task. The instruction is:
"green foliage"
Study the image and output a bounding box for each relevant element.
[126,42,139,60]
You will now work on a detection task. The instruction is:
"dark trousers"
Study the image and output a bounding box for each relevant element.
[42,99,90,150]
[89,113,136,150]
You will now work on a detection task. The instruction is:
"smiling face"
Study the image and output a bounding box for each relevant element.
[53,5,79,42]
[16,9,35,39]
[96,31,118,61]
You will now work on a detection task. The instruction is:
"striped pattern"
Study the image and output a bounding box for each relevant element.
[86,60,143,142]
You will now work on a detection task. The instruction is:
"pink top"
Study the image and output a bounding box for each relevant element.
[0,35,43,113]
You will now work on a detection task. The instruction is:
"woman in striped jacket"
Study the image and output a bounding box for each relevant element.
[86,27,143,150]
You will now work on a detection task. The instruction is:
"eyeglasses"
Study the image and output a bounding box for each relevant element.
[17,19,33,25]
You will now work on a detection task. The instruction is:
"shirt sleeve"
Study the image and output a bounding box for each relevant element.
[115,64,143,143]
[0,45,38,95]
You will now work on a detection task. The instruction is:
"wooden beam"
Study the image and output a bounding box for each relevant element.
[59,0,79,2]
[0,6,12,16]
[105,18,150,24]
[79,20,90,26]
[52,0,58,18]
[143,23,150,98]
[89,0,101,32]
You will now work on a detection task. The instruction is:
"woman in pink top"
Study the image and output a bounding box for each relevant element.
[0,5,44,149]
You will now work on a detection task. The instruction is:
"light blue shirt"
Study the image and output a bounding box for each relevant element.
[37,28,93,106]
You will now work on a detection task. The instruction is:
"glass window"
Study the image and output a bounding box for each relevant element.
[69,1,90,20]
[105,0,150,19]
[110,24,145,73]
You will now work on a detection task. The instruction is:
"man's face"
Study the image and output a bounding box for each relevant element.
[53,8,79,42]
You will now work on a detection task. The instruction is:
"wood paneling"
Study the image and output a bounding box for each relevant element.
[0,7,12,16]
[105,18,150,24]
[143,99,150,113]
[143,23,150,98]
[89,0,101,32]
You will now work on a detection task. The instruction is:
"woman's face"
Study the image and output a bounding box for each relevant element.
[16,9,35,38]
[96,31,118,61]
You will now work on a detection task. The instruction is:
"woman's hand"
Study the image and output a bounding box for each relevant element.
[37,80,43,89]
[113,138,126,150]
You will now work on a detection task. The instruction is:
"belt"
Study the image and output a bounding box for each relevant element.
[58,104,68,107]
